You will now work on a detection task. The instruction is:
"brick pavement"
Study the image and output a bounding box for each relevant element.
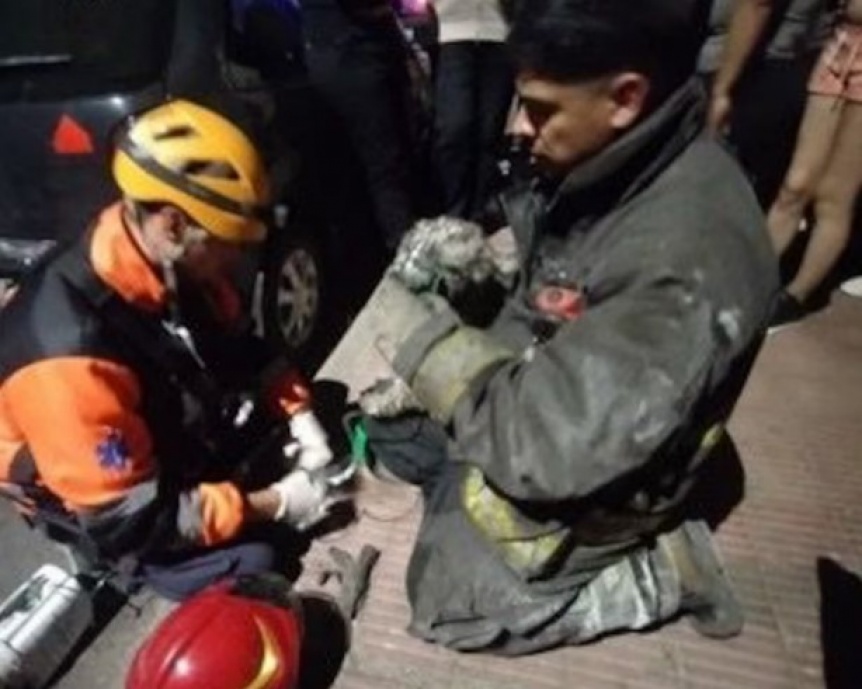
[1,288,860,689]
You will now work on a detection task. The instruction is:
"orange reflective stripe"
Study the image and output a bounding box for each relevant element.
[3,358,155,508]
[90,203,166,313]
[269,368,311,417]
[197,481,247,545]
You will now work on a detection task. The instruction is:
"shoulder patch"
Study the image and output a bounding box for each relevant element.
[96,429,130,471]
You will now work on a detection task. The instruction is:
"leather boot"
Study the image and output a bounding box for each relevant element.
[660,520,744,639]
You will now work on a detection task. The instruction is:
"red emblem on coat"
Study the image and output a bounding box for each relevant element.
[533,286,585,322]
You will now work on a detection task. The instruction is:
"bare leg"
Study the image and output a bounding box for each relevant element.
[767,95,844,256]
[787,101,862,301]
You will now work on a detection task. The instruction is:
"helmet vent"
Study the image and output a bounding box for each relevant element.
[114,100,269,241]
[179,160,240,180]
[153,125,196,141]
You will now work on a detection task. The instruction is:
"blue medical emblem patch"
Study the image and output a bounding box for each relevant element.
[96,429,130,471]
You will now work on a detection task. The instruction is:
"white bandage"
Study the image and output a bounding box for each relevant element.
[286,410,333,471]
[271,469,330,530]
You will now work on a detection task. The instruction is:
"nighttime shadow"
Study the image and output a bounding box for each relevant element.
[305,499,358,540]
[297,592,351,689]
[260,510,367,583]
[249,521,316,582]
[818,557,862,689]
[46,580,129,688]
[310,379,351,455]
[780,197,862,313]
[821,196,862,302]
[686,431,746,530]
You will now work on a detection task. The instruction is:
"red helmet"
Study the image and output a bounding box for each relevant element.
[126,578,303,689]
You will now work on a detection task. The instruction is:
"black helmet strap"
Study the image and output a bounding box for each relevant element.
[117,138,265,221]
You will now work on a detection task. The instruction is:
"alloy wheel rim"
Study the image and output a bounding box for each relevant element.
[276,247,319,347]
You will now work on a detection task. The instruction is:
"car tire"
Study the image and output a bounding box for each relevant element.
[262,224,326,365]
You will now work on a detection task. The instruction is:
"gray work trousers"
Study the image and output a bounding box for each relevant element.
[367,414,684,655]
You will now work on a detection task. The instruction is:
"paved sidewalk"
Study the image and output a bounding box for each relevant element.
[2,288,861,688]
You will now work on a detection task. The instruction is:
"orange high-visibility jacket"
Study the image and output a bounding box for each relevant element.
[0,204,308,557]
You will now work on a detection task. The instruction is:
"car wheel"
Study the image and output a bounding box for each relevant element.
[262,229,325,360]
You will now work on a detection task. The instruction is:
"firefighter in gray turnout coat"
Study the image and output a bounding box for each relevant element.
[354,0,779,654]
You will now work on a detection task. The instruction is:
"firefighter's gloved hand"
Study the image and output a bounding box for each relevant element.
[284,410,333,471]
[390,217,514,326]
[357,276,513,423]
[358,377,423,418]
[390,217,496,298]
[271,469,337,531]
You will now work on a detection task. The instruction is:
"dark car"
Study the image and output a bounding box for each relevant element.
[0,0,338,363]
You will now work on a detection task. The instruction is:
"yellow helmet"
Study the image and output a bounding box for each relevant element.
[112,99,271,243]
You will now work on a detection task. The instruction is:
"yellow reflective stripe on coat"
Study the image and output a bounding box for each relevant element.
[411,327,512,423]
[459,424,726,577]
[461,467,566,576]
[700,423,724,454]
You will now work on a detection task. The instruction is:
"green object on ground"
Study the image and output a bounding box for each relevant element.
[344,413,370,465]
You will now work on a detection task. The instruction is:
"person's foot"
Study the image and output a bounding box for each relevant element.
[660,520,744,639]
[840,276,862,298]
[767,290,808,334]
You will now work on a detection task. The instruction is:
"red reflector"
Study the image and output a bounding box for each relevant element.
[52,115,94,155]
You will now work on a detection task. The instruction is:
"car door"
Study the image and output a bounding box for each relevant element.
[0,0,178,248]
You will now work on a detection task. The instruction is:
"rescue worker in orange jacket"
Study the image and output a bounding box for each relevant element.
[0,100,341,599]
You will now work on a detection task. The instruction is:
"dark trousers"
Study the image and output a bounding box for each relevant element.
[364,413,449,500]
[433,41,513,220]
[709,53,818,209]
[306,25,418,251]
[362,413,683,653]
[135,432,290,602]
[139,540,276,601]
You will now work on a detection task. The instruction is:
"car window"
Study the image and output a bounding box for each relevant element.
[0,0,178,101]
